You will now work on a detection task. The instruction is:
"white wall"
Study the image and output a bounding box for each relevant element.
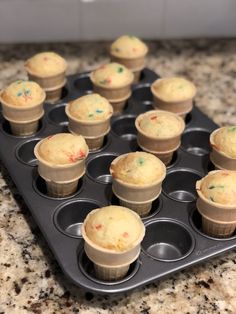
[0,0,236,43]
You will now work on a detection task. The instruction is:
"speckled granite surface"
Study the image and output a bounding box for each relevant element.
[0,40,236,314]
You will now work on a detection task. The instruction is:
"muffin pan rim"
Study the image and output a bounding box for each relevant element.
[0,68,235,294]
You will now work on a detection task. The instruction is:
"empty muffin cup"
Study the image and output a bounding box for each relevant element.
[210,128,236,171]
[196,171,236,238]
[135,110,185,165]
[81,207,144,281]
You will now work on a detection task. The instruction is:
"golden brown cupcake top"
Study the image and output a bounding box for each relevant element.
[0,80,46,107]
[137,110,185,138]
[197,170,236,205]
[66,94,113,121]
[25,52,67,77]
[110,152,166,185]
[84,205,145,252]
[91,63,134,88]
[151,77,196,102]
[36,133,88,165]
[212,126,236,158]
[110,35,148,59]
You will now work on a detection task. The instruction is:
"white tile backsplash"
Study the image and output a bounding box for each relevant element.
[0,0,235,42]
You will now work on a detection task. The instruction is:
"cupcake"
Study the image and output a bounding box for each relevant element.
[151,77,197,117]
[0,80,46,135]
[110,152,166,216]
[65,94,113,151]
[90,62,134,114]
[81,205,145,280]
[34,133,88,197]
[135,110,185,165]
[210,126,236,170]
[25,52,67,103]
[196,170,236,238]
[110,35,148,82]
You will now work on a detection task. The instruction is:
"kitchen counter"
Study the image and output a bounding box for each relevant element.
[0,39,236,314]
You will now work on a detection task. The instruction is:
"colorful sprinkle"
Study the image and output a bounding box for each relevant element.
[209,196,214,202]
[17,92,23,97]
[99,78,112,85]
[150,115,157,121]
[67,149,86,162]
[47,135,53,140]
[138,157,145,166]
[122,232,129,238]
[96,109,103,113]
[88,113,94,117]
[95,224,102,230]
[117,67,124,73]
[230,126,236,131]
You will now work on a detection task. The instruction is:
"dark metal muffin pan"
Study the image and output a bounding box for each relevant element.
[0,68,236,294]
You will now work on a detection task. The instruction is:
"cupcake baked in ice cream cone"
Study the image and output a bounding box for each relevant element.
[110,35,148,82]
[65,94,113,151]
[151,77,197,117]
[34,133,88,197]
[81,205,145,281]
[135,110,185,165]
[210,126,236,171]
[0,80,46,135]
[110,152,166,216]
[90,62,134,114]
[25,51,67,103]
[196,170,236,238]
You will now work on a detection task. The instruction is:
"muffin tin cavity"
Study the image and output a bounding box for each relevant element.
[181,128,211,156]
[163,168,202,202]
[1,118,44,138]
[142,219,194,261]
[33,175,83,200]
[54,199,103,238]
[78,249,140,285]
[47,104,68,126]
[74,73,93,93]
[131,85,153,110]
[191,210,236,241]
[86,153,119,184]
[16,138,41,166]
[111,115,137,141]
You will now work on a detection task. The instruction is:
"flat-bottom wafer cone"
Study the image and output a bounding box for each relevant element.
[133,70,142,83]
[209,129,236,171]
[110,98,127,114]
[138,141,177,166]
[45,177,79,197]
[7,112,44,136]
[44,79,66,103]
[93,262,130,281]
[118,197,153,217]
[85,135,105,151]
[201,213,236,238]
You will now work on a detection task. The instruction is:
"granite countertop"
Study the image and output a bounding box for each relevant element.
[0,39,236,314]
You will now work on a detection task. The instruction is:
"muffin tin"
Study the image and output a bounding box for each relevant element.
[0,68,236,294]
